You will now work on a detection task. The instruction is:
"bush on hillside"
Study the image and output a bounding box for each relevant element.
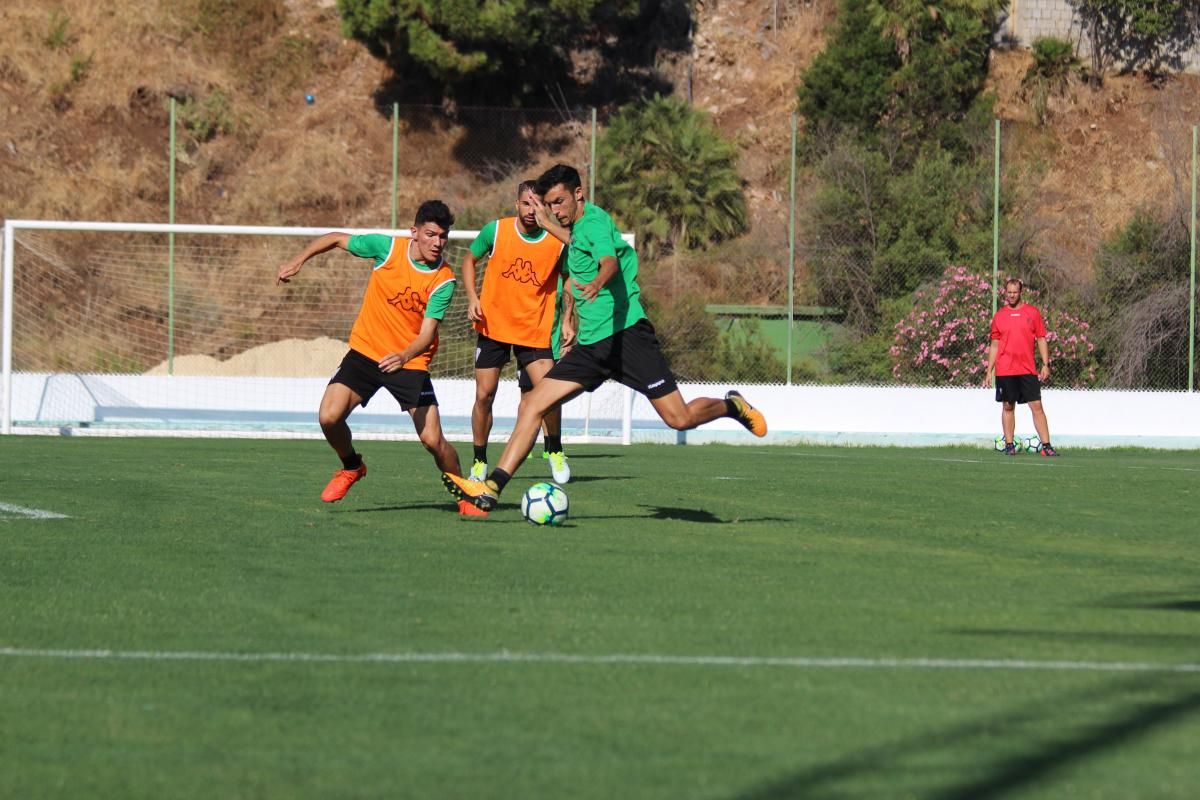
[890,265,1098,387]
[596,96,746,260]
[804,136,994,331]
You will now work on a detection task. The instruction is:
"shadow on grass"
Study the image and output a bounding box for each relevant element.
[575,505,791,524]
[1091,589,1200,613]
[732,673,1200,800]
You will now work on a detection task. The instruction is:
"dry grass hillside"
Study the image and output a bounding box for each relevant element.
[1,0,1196,279]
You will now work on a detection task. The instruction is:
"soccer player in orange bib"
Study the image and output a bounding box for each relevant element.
[461,180,574,487]
[275,200,473,510]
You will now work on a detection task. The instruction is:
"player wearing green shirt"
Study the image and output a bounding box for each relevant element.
[443,165,768,513]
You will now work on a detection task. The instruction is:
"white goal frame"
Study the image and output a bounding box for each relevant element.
[1,219,636,442]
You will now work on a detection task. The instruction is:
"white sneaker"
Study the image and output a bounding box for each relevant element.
[547,451,571,484]
[468,459,488,482]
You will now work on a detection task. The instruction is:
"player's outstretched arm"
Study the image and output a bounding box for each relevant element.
[276,232,351,284]
[984,340,999,387]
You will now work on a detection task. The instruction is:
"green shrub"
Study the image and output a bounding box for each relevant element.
[1023,37,1078,125]
[178,89,237,142]
[44,10,72,50]
[797,0,1001,162]
[596,96,746,260]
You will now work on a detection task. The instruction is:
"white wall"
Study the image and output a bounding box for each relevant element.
[8,373,1200,448]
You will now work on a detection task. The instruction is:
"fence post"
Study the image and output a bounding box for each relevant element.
[168,97,176,376]
[589,107,597,202]
[992,118,1000,315]
[1190,125,1197,392]
[787,112,798,385]
[391,102,399,230]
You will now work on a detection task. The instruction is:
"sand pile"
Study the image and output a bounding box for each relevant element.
[145,337,346,377]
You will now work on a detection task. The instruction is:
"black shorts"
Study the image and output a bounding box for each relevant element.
[475,334,554,371]
[517,363,539,392]
[995,374,1041,404]
[546,318,678,400]
[330,349,437,411]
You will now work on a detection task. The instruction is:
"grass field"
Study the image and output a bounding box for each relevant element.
[2,436,1198,798]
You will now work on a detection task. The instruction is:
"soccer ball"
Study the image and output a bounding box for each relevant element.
[521,482,569,526]
[993,435,1007,452]
[1023,435,1041,454]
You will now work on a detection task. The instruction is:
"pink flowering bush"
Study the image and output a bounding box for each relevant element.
[890,265,1098,387]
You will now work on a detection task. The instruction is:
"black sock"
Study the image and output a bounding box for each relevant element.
[473,444,488,463]
[488,468,511,493]
[724,399,738,417]
[1042,441,1051,448]
[340,452,362,470]
[544,435,562,454]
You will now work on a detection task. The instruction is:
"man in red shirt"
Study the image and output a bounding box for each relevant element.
[985,278,1058,456]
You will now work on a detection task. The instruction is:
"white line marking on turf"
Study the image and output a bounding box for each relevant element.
[0,503,69,520]
[926,458,983,464]
[1,647,1198,674]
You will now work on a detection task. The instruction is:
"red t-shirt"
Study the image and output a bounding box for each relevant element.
[990,303,1047,376]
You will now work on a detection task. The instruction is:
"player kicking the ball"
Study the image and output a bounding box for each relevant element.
[276,200,475,513]
[442,164,767,513]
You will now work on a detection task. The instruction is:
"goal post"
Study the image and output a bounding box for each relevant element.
[1,219,635,442]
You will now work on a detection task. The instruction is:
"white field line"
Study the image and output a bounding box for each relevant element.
[0,502,69,520]
[1,646,1199,674]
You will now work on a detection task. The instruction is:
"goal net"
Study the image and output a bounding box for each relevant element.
[1,221,635,441]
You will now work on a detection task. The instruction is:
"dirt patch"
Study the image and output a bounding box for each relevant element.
[145,336,346,376]
[986,49,1200,280]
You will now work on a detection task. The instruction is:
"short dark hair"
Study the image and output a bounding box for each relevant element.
[517,180,538,197]
[1004,278,1023,290]
[535,164,582,196]
[414,199,454,230]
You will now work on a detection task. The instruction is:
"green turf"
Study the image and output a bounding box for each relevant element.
[1,437,1197,798]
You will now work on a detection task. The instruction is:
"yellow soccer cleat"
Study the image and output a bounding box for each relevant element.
[442,472,499,512]
[726,390,767,438]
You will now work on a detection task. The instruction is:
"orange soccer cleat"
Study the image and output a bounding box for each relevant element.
[321,462,367,503]
[458,499,490,518]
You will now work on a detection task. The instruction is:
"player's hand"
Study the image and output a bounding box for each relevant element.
[276,258,302,284]
[983,370,993,388]
[466,296,483,323]
[559,328,576,356]
[577,280,601,303]
[531,195,553,228]
[378,352,407,373]
[1039,364,1050,382]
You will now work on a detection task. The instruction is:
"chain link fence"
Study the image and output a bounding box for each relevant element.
[380,104,1198,392]
[7,103,1196,392]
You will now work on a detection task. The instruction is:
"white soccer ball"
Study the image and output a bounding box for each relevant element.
[521,482,569,526]
[1023,435,1041,454]
[993,435,1007,452]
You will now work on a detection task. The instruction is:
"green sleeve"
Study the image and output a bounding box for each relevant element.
[425,279,456,320]
[576,215,617,260]
[346,233,396,267]
[468,220,499,259]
